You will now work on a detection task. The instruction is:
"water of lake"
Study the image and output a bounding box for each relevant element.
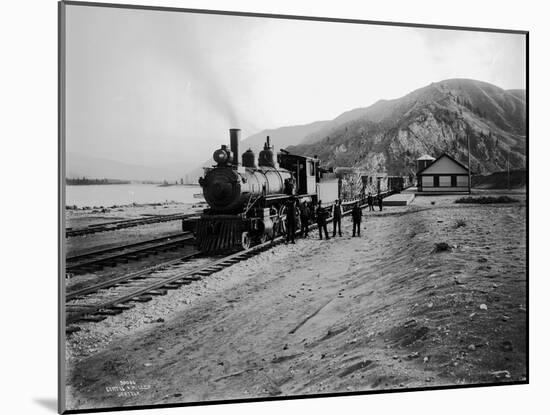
[65,184,203,207]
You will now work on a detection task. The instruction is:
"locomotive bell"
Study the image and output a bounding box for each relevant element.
[242,148,256,168]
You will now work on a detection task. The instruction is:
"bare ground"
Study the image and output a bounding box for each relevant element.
[65,195,527,411]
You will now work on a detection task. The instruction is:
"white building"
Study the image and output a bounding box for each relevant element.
[416,153,470,193]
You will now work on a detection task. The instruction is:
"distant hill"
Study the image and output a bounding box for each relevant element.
[66,153,186,182]
[286,79,526,175]
[66,177,131,185]
[239,121,329,153]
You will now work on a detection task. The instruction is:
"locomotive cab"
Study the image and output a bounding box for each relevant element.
[277,152,319,196]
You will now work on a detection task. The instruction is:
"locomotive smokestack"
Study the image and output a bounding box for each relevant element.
[229,129,240,166]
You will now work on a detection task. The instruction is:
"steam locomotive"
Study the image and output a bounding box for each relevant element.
[185,129,338,253]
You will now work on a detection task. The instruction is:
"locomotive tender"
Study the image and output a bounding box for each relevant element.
[189,129,336,253]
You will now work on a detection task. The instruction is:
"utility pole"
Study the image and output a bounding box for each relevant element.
[467,130,472,194]
[507,150,511,191]
[459,113,472,194]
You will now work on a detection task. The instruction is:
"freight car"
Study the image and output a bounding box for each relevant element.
[184,129,339,253]
[387,175,414,192]
[337,169,411,198]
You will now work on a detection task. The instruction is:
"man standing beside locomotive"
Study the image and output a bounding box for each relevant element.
[316,201,329,240]
[284,177,295,196]
[285,197,297,244]
[300,201,311,238]
[367,192,374,211]
[351,202,362,237]
[332,199,343,237]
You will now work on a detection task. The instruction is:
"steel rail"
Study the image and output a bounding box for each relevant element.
[66,212,195,237]
[66,233,194,274]
[66,252,201,301]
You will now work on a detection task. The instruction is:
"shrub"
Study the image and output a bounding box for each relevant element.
[455,196,518,204]
[454,218,467,228]
[432,242,452,253]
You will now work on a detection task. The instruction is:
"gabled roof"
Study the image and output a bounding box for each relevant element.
[416,153,469,175]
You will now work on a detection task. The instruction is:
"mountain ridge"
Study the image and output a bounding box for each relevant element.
[287,78,526,175]
[70,79,526,182]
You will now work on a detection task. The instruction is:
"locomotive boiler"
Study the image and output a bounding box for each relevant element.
[188,129,325,253]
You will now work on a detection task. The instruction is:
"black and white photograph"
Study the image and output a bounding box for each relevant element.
[59,1,527,412]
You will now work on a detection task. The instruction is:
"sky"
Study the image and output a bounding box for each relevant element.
[65,4,526,170]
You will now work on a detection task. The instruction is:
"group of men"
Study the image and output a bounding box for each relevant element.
[284,191,383,243]
[366,192,384,212]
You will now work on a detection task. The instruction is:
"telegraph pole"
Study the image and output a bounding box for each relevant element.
[467,130,472,194]
[507,150,511,191]
[459,113,472,194]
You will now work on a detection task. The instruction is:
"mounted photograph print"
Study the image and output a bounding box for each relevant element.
[58,1,528,413]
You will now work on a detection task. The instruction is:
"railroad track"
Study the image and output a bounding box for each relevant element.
[65,237,285,333]
[66,213,195,238]
[66,252,201,301]
[66,233,194,275]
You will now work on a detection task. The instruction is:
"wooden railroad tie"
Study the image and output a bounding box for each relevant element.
[162,283,181,289]
[79,315,107,323]
[65,326,81,335]
[131,295,153,302]
[96,308,123,316]
[112,304,135,310]
[146,289,167,296]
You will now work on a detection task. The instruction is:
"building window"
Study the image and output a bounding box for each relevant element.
[433,176,440,187]
[422,176,433,187]
[440,176,451,186]
[457,176,469,187]
[451,175,457,187]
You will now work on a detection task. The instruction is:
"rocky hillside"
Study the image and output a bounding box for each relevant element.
[287,79,526,175]
[472,169,527,189]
